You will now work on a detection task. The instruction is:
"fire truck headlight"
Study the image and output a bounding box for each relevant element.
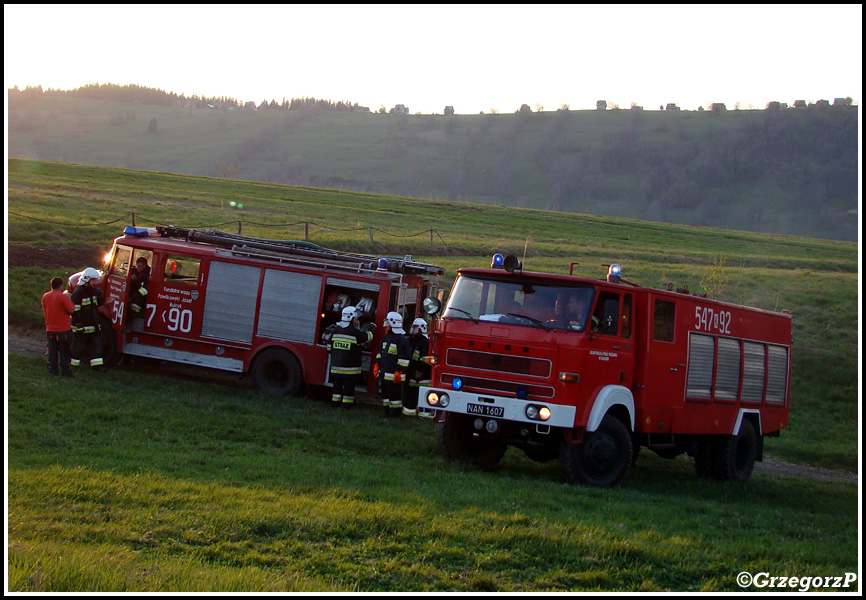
[525,405,551,421]
[427,392,450,408]
[452,377,463,391]
[491,253,505,268]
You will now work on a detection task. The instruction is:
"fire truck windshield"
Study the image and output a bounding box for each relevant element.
[444,275,596,332]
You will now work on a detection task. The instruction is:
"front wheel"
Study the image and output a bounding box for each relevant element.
[560,415,633,487]
[436,414,506,469]
[249,347,303,397]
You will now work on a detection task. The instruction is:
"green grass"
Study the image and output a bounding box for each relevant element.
[6,354,860,592]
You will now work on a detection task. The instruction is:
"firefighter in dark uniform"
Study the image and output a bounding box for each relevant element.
[126,256,151,331]
[70,267,107,371]
[404,317,432,417]
[376,311,411,418]
[323,306,374,409]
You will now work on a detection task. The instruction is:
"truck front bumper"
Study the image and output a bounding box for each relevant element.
[418,386,576,429]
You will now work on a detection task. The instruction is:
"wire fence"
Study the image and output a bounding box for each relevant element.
[7,210,449,245]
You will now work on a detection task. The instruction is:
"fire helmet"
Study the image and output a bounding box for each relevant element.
[410,318,428,335]
[386,311,405,334]
[79,267,101,284]
[340,305,359,323]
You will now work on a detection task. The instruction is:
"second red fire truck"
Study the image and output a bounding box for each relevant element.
[73,226,445,397]
[419,254,792,486]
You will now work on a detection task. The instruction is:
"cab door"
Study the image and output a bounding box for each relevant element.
[104,244,133,329]
[582,290,636,395]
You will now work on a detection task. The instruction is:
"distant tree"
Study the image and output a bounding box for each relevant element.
[558,104,570,112]
[444,105,455,115]
[535,103,544,112]
[147,117,158,134]
[518,103,532,114]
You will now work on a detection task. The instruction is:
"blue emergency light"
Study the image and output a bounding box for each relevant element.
[491,253,505,268]
[452,377,464,391]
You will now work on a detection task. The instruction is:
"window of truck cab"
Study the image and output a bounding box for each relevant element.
[444,275,595,331]
[165,255,201,285]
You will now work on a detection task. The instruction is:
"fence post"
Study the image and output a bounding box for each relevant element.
[430,228,434,246]
[369,227,374,243]
[131,212,136,226]
[238,221,242,235]
[305,222,309,241]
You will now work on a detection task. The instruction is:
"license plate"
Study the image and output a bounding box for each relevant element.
[466,403,504,417]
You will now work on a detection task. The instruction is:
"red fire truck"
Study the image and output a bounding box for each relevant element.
[72,226,444,396]
[419,254,792,486]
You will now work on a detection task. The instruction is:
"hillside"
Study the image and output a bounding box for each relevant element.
[7,93,859,241]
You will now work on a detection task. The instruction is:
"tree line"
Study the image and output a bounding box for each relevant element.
[7,83,365,112]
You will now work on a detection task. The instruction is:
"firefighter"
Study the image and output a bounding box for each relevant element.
[323,306,375,409]
[70,267,107,371]
[404,317,432,417]
[376,311,411,418]
[125,256,151,332]
[41,276,75,377]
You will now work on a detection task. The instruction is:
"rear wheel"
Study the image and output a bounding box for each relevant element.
[713,420,757,482]
[560,415,633,487]
[436,414,507,469]
[250,348,303,396]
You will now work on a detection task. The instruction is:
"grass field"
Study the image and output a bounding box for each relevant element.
[6,355,860,592]
[6,159,861,592]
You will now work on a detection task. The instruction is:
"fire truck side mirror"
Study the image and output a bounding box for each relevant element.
[423,296,442,316]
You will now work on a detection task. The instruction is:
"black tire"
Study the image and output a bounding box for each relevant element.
[560,415,633,487]
[435,414,507,469]
[713,420,757,482]
[250,347,303,397]
[100,315,121,367]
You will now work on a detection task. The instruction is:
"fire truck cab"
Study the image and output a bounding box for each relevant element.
[78,226,444,397]
[419,255,792,486]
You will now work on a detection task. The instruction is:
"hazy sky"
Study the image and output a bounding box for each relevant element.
[5,4,862,114]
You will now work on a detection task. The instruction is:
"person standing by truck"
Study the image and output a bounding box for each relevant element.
[70,267,106,371]
[404,317,432,417]
[377,312,411,418]
[41,276,75,378]
[323,306,375,409]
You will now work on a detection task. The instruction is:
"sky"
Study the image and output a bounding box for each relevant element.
[4,4,863,114]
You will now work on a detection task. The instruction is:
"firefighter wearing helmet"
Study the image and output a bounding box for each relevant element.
[323,306,375,409]
[70,267,107,371]
[404,317,432,417]
[376,311,411,418]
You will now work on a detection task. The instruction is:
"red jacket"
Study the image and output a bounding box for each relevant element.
[42,289,75,333]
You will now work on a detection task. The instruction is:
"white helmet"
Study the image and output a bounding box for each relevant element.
[410,318,428,335]
[386,311,405,334]
[340,305,359,324]
[79,267,101,284]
